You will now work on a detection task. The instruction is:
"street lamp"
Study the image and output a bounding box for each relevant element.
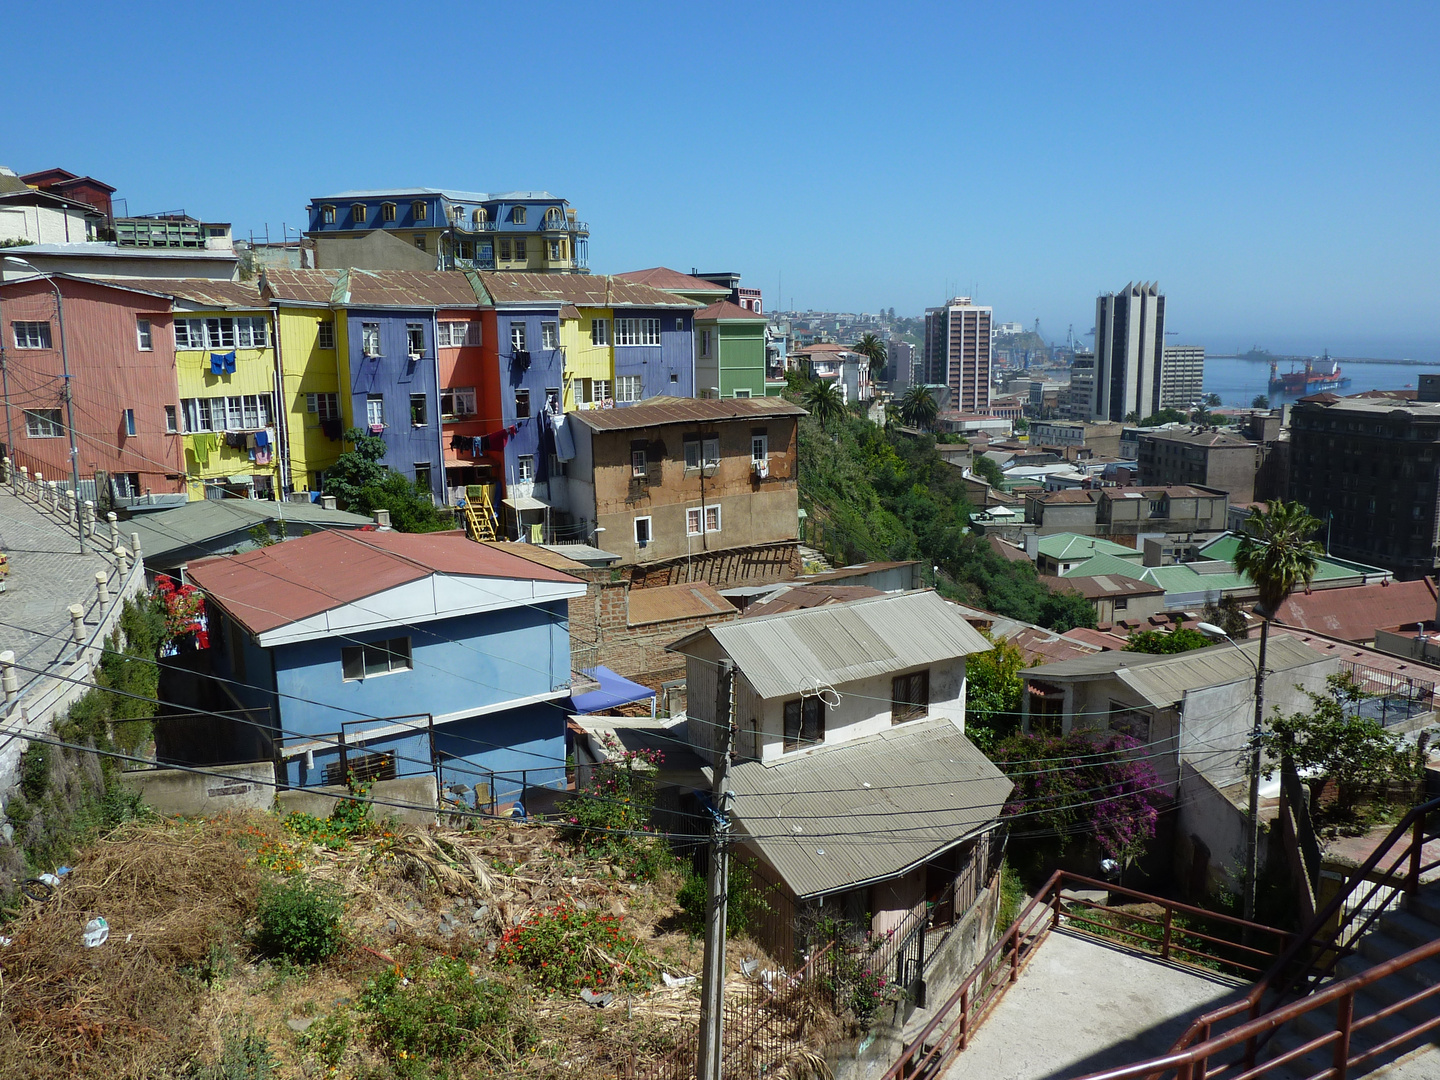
[4,256,87,553]
[1197,620,1266,924]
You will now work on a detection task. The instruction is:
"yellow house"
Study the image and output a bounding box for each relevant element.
[259,270,353,495]
[154,280,283,501]
[560,304,614,410]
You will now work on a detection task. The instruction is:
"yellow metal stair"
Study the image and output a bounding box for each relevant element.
[462,485,498,542]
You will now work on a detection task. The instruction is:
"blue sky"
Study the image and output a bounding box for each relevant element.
[4,1,1437,359]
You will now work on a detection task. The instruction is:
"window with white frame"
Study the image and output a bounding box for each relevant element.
[235,316,268,348]
[590,318,609,346]
[181,394,273,432]
[517,454,534,482]
[165,405,178,433]
[733,388,751,398]
[614,317,661,346]
[751,433,768,463]
[703,437,719,466]
[306,392,340,420]
[406,323,425,357]
[686,507,703,536]
[24,409,63,437]
[511,206,526,224]
[13,321,52,349]
[631,449,647,479]
[136,318,152,351]
[705,505,721,533]
[511,322,526,352]
[616,375,642,403]
[341,637,412,681]
[440,386,475,418]
[541,322,558,349]
[634,516,652,545]
[437,321,477,347]
[174,319,201,349]
[205,317,236,349]
[366,395,384,427]
[316,320,335,350]
[584,378,611,404]
[123,409,136,436]
[700,330,712,357]
[362,322,381,356]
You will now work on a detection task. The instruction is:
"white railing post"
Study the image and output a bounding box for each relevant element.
[0,650,16,707]
[114,546,129,577]
[69,604,85,645]
[107,512,120,551]
[96,571,111,606]
[83,500,96,541]
[130,531,143,563]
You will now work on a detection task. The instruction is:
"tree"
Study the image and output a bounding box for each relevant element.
[1123,627,1213,654]
[1204,393,1223,408]
[802,378,845,432]
[1201,595,1250,638]
[972,454,1005,488]
[324,427,450,532]
[1260,673,1410,818]
[1139,407,1187,426]
[855,332,888,382]
[899,384,939,430]
[963,636,1026,751]
[1251,394,1270,410]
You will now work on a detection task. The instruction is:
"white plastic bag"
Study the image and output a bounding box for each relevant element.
[82,917,109,948]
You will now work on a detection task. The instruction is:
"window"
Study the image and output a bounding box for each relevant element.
[499,239,511,260]
[240,395,261,428]
[582,378,611,404]
[235,316,268,348]
[123,409,136,437]
[514,238,527,260]
[751,434,768,462]
[631,450,647,478]
[413,462,431,489]
[341,637,412,681]
[381,202,397,222]
[703,437,719,466]
[136,318,152,351]
[437,321,479,347]
[362,322,381,356]
[440,386,476,418]
[891,671,930,725]
[321,204,336,224]
[413,234,427,251]
[510,322,526,352]
[409,393,428,427]
[24,409,63,437]
[306,392,340,420]
[634,516,652,545]
[406,322,425,357]
[366,395,384,427]
[473,207,487,223]
[114,473,142,499]
[174,319,201,349]
[549,239,560,260]
[545,386,561,413]
[517,454,534,482]
[206,317,236,349]
[733,388,751,398]
[351,203,367,223]
[616,375,642,403]
[165,405,178,433]
[686,507,703,536]
[541,322,558,349]
[704,505,721,533]
[410,200,428,220]
[511,206,526,224]
[783,697,824,751]
[700,330,712,357]
[675,318,683,332]
[316,320,335,350]
[590,318,609,346]
[614,318,661,346]
[514,388,531,419]
[183,398,212,432]
[13,321,51,349]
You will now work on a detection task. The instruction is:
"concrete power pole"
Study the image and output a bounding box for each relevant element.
[697,658,735,1080]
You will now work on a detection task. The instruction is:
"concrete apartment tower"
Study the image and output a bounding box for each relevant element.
[1094,282,1165,421]
[1160,345,1205,409]
[923,297,992,413]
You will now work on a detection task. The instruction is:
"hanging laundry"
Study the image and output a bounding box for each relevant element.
[210,351,236,375]
[254,429,271,450]
[254,448,271,465]
[320,417,343,440]
[246,433,257,450]
[224,431,247,449]
[471,436,483,456]
[552,414,576,461]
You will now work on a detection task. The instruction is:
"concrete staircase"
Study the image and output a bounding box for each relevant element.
[1258,881,1440,1079]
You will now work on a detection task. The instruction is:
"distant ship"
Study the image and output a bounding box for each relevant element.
[1269,351,1350,395]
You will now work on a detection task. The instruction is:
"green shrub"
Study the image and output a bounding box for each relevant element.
[19,744,50,802]
[255,876,344,963]
[677,859,770,938]
[195,1018,275,1080]
[495,902,651,991]
[298,1010,351,1069]
[360,957,533,1073]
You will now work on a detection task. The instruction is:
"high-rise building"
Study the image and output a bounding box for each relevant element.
[1062,350,1097,419]
[1160,345,1205,410]
[1094,282,1165,421]
[923,297,991,413]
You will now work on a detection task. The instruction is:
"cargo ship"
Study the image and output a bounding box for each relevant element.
[1269,351,1349,395]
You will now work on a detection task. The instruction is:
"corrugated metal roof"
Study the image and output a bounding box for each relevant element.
[568,395,805,433]
[260,268,483,308]
[671,591,992,700]
[627,581,734,627]
[726,718,1012,898]
[741,585,884,618]
[127,500,370,560]
[695,300,766,321]
[1036,534,1140,560]
[122,278,266,310]
[614,267,733,294]
[262,268,343,304]
[478,272,701,310]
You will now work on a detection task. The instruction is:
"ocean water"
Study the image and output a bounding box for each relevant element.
[1203,356,1438,408]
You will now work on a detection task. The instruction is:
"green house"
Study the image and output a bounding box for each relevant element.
[695,300,768,399]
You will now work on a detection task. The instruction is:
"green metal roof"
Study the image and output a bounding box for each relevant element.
[1036,533,1143,561]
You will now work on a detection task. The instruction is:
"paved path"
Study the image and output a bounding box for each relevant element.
[942,929,1248,1080]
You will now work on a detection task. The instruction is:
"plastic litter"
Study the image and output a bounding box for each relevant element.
[579,988,614,1007]
[661,972,697,988]
[82,917,109,948]
[739,958,760,977]
[38,873,61,888]
[0,935,11,947]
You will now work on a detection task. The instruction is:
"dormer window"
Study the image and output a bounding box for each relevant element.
[321,204,336,224]
[412,201,428,220]
[545,206,563,227]
[351,203,367,224]
[381,202,397,222]
[511,206,526,225]
[473,207,487,223]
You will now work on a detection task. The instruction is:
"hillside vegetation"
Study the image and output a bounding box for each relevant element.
[796,409,1094,631]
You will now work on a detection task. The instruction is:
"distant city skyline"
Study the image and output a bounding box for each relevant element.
[4,1,1435,362]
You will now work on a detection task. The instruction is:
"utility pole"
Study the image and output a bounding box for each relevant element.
[697,658,735,1080]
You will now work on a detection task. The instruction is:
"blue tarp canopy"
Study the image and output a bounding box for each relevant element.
[570,666,655,714]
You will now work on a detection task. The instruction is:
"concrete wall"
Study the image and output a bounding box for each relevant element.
[274,773,437,825]
[118,761,274,816]
[1175,762,1249,893]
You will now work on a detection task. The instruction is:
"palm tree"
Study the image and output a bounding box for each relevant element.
[899,385,939,430]
[855,332,888,382]
[803,378,845,433]
[1228,499,1325,921]
[884,403,902,430]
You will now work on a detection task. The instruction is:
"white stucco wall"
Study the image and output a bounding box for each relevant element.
[0,204,91,245]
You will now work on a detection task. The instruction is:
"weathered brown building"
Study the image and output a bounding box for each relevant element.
[1137,429,1259,504]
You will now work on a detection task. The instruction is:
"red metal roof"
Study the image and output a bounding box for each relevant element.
[613,267,732,294]
[567,395,805,432]
[187,529,581,636]
[695,300,766,321]
[478,272,698,310]
[1273,578,1438,643]
[742,585,884,618]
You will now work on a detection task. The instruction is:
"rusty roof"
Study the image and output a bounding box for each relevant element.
[260,268,483,308]
[627,581,735,627]
[1040,573,1165,599]
[480,541,591,573]
[741,585,884,618]
[1273,578,1438,643]
[613,267,732,294]
[695,300,766,322]
[567,395,805,432]
[477,272,699,309]
[122,278,267,309]
[187,529,582,636]
[262,268,343,304]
